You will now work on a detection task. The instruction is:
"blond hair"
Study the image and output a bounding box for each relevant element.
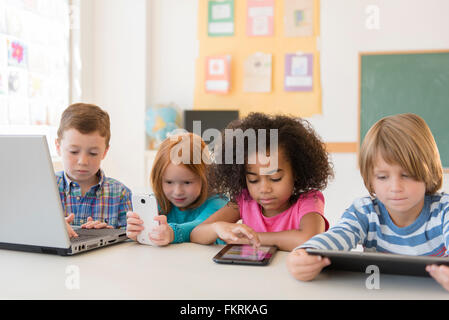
[57,103,111,147]
[359,113,442,195]
[150,132,211,214]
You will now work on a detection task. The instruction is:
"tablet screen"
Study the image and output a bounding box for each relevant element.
[213,244,278,266]
[221,245,273,261]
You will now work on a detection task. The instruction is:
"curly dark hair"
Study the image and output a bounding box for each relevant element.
[209,112,334,204]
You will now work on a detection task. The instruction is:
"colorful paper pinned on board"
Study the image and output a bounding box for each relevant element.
[284,53,313,91]
[205,55,231,94]
[8,67,28,96]
[247,0,274,37]
[284,0,314,37]
[243,52,272,93]
[7,38,27,68]
[208,0,234,37]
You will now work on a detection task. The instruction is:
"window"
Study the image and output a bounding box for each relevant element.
[0,0,77,156]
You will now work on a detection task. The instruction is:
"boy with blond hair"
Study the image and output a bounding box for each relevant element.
[286,113,449,291]
[55,103,132,237]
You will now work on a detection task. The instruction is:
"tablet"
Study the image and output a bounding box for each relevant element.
[213,244,277,266]
[306,248,449,277]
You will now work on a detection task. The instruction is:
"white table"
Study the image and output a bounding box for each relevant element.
[1,241,448,300]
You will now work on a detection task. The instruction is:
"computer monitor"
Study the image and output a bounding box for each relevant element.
[183,110,239,144]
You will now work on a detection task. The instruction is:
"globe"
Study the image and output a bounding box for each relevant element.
[145,104,182,149]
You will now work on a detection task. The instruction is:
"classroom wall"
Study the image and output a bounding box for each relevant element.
[80,0,147,191]
[147,0,449,143]
[80,0,449,223]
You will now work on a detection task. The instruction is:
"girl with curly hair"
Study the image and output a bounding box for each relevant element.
[190,112,334,251]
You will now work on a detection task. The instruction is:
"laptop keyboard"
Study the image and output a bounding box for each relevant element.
[70,228,125,243]
[70,233,99,243]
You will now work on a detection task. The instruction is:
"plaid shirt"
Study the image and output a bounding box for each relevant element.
[55,170,132,229]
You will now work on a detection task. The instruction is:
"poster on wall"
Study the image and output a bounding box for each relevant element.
[5,6,24,39]
[7,38,28,68]
[243,52,272,93]
[7,67,28,96]
[208,0,234,37]
[247,0,274,37]
[284,0,314,37]
[284,53,313,91]
[205,55,231,94]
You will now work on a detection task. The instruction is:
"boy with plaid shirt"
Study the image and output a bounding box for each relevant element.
[55,103,132,237]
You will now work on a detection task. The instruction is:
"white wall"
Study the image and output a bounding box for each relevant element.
[80,0,147,192]
[146,0,198,108]
[309,0,449,142]
[80,0,449,224]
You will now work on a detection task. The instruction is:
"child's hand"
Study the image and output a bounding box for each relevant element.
[286,248,331,281]
[126,211,144,241]
[212,222,261,247]
[81,216,114,229]
[426,264,449,292]
[65,213,78,238]
[149,215,174,246]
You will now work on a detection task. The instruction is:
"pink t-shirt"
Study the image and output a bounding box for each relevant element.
[237,189,329,233]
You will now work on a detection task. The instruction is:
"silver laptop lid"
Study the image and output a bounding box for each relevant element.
[0,135,70,249]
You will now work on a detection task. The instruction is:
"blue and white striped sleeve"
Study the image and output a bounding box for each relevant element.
[296,199,371,251]
[441,195,449,256]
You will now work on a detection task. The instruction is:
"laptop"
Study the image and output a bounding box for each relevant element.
[306,248,449,277]
[0,135,128,256]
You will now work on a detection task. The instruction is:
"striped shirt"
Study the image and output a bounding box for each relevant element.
[56,170,132,229]
[297,193,449,256]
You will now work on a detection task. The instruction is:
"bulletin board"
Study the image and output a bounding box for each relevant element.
[359,50,449,169]
[193,0,322,118]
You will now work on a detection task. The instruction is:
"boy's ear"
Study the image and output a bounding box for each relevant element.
[55,138,62,156]
[102,145,110,160]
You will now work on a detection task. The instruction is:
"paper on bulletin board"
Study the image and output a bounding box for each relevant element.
[243,52,272,93]
[284,0,314,37]
[194,0,323,117]
[205,55,231,93]
[208,0,234,37]
[7,38,28,68]
[8,67,28,97]
[284,53,313,91]
[5,6,24,38]
[247,0,274,37]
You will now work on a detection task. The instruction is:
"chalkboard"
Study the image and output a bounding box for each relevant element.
[359,50,449,168]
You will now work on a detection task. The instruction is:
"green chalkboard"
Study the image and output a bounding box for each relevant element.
[360,51,449,168]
